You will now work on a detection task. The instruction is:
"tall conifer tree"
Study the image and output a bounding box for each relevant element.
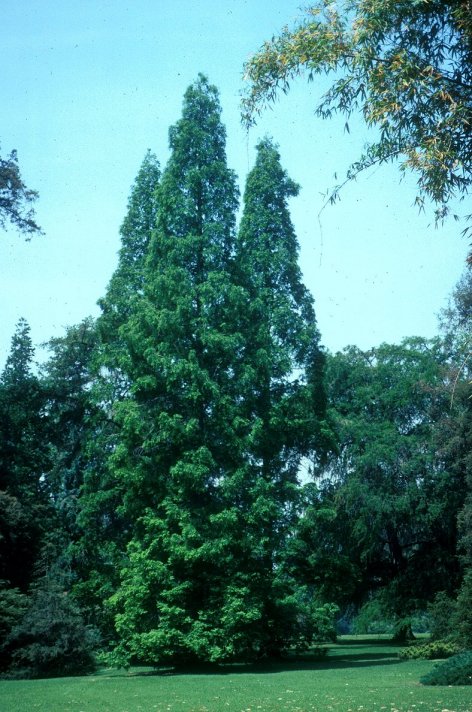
[109,76,245,664]
[233,137,329,655]
[72,155,160,634]
[99,150,161,351]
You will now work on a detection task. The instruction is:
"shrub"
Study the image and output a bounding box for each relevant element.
[310,602,339,643]
[410,610,429,634]
[421,650,472,686]
[454,571,472,649]
[391,618,415,643]
[5,579,99,678]
[398,640,460,660]
[428,591,457,641]
[291,597,339,651]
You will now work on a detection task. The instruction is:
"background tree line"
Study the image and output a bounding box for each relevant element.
[0,74,471,678]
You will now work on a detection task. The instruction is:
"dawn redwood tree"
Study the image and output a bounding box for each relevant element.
[108,76,247,665]
[98,150,161,380]
[233,137,331,654]
[72,155,160,635]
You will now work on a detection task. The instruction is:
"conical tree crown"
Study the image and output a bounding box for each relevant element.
[238,138,300,290]
[107,78,245,665]
[99,150,161,339]
[119,149,161,269]
[150,74,238,275]
[237,137,320,373]
[1,318,35,387]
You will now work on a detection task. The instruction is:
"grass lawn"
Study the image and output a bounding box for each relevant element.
[1,637,470,712]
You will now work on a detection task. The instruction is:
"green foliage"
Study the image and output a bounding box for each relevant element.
[0,319,53,592]
[106,75,246,665]
[88,80,331,666]
[41,318,99,530]
[0,582,28,670]
[5,575,98,679]
[307,601,339,644]
[98,149,161,368]
[428,591,457,641]
[319,339,463,614]
[242,0,472,242]
[352,598,393,635]
[289,487,360,607]
[0,147,42,238]
[70,156,162,637]
[391,619,415,643]
[227,137,330,657]
[410,611,430,634]
[421,650,472,686]
[455,570,472,649]
[0,583,27,640]
[399,640,461,660]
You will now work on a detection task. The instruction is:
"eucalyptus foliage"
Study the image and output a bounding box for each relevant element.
[243,0,472,241]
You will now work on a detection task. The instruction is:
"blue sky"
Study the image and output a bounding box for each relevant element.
[1,0,469,369]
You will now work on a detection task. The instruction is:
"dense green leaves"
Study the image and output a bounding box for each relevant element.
[0,320,52,592]
[5,574,98,678]
[314,339,464,614]
[230,137,330,654]
[97,80,331,665]
[107,75,247,664]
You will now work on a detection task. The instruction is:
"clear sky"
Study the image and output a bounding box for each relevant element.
[1,0,469,369]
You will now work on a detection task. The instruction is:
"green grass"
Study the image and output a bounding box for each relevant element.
[1,637,471,712]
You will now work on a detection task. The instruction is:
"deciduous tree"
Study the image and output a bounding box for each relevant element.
[317,339,462,619]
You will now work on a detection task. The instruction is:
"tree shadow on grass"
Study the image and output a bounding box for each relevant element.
[101,640,403,678]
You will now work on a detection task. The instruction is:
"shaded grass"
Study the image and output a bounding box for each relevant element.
[1,637,471,712]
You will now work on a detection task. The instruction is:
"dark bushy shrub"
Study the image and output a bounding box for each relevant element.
[421,650,472,686]
[391,618,415,643]
[399,640,460,660]
[5,580,99,678]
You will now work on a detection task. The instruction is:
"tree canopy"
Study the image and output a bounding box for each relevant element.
[242,0,472,246]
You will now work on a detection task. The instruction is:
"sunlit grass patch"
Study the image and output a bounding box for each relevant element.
[1,637,471,712]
